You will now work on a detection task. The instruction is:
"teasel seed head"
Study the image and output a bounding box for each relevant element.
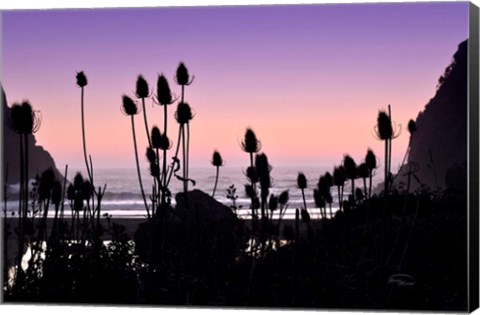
[365,149,377,171]
[278,190,289,205]
[9,101,41,134]
[211,150,224,167]
[333,166,347,187]
[175,62,194,86]
[67,184,76,200]
[175,102,193,124]
[73,172,84,191]
[408,119,417,135]
[76,71,88,87]
[343,155,357,180]
[121,95,139,116]
[297,172,307,189]
[357,162,370,179]
[156,74,174,106]
[51,181,62,207]
[146,147,156,163]
[135,75,150,99]
[268,194,278,212]
[375,110,393,140]
[241,128,261,154]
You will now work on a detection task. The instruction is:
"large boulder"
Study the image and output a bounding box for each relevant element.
[134,189,246,278]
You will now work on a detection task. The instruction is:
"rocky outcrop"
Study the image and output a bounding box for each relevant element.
[134,189,247,281]
[406,40,468,191]
[2,85,63,184]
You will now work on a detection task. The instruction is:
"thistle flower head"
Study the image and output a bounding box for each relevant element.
[278,190,289,205]
[67,184,76,200]
[74,196,84,212]
[121,95,139,116]
[317,176,329,196]
[358,162,370,179]
[255,153,271,179]
[297,172,307,189]
[343,155,357,180]
[268,194,278,212]
[38,168,56,201]
[408,119,417,135]
[175,62,193,86]
[301,209,310,223]
[81,180,92,201]
[324,172,333,187]
[73,172,84,190]
[212,150,224,167]
[9,101,41,134]
[375,110,393,140]
[313,189,326,208]
[151,126,162,148]
[365,149,377,171]
[146,147,156,163]
[135,75,150,98]
[51,181,62,207]
[333,166,347,187]
[76,71,88,87]
[241,128,261,154]
[175,102,193,124]
[156,74,173,106]
[150,162,160,177]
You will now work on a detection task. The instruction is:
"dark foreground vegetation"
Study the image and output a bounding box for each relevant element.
[2,50,468,310]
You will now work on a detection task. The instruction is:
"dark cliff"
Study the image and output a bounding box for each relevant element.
[406,40,468,191]
[2,85,62,184]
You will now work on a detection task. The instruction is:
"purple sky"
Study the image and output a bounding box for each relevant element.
[1,2,469,172]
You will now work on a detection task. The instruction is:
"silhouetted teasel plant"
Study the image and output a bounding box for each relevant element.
[211,150,225,198]
[297,172,309,216]
[365,149,378,198]
[175,102,194,194]
[7,100,41,276]
[75,71,107,235]
[392,119,417,185]
[135,75,152,147]
[374,105,401,196]
[343,155,358,203]
[241,128,261,238]
[333,165,347,211]
[121,95,151,219]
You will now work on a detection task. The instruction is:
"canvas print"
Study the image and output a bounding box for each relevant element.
[0,1,478,311]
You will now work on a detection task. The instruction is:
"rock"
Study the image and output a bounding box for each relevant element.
[134,189,247,278]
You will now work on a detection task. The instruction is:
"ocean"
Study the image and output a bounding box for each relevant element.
[3,166,383,220]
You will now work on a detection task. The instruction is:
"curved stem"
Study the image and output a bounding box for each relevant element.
[301,188,307,213]
[80,87,92,180]
[141,97,151,148]
[186,122,190,191]
[131,116,150,219]
[212,166,219,198]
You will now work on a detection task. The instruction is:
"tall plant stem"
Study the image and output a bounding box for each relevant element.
[16,134,25,274]
[80,87,92,180]
[186,123,191,192]
[24,135,29,216]
[384,140,389,195]
[181,125,187,195]
[212,166,220,198]
[141,97,151,147]
[301,189,307,213]
[131,116,150,219]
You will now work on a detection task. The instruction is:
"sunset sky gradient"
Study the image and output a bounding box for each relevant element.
[1,2,469,172]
